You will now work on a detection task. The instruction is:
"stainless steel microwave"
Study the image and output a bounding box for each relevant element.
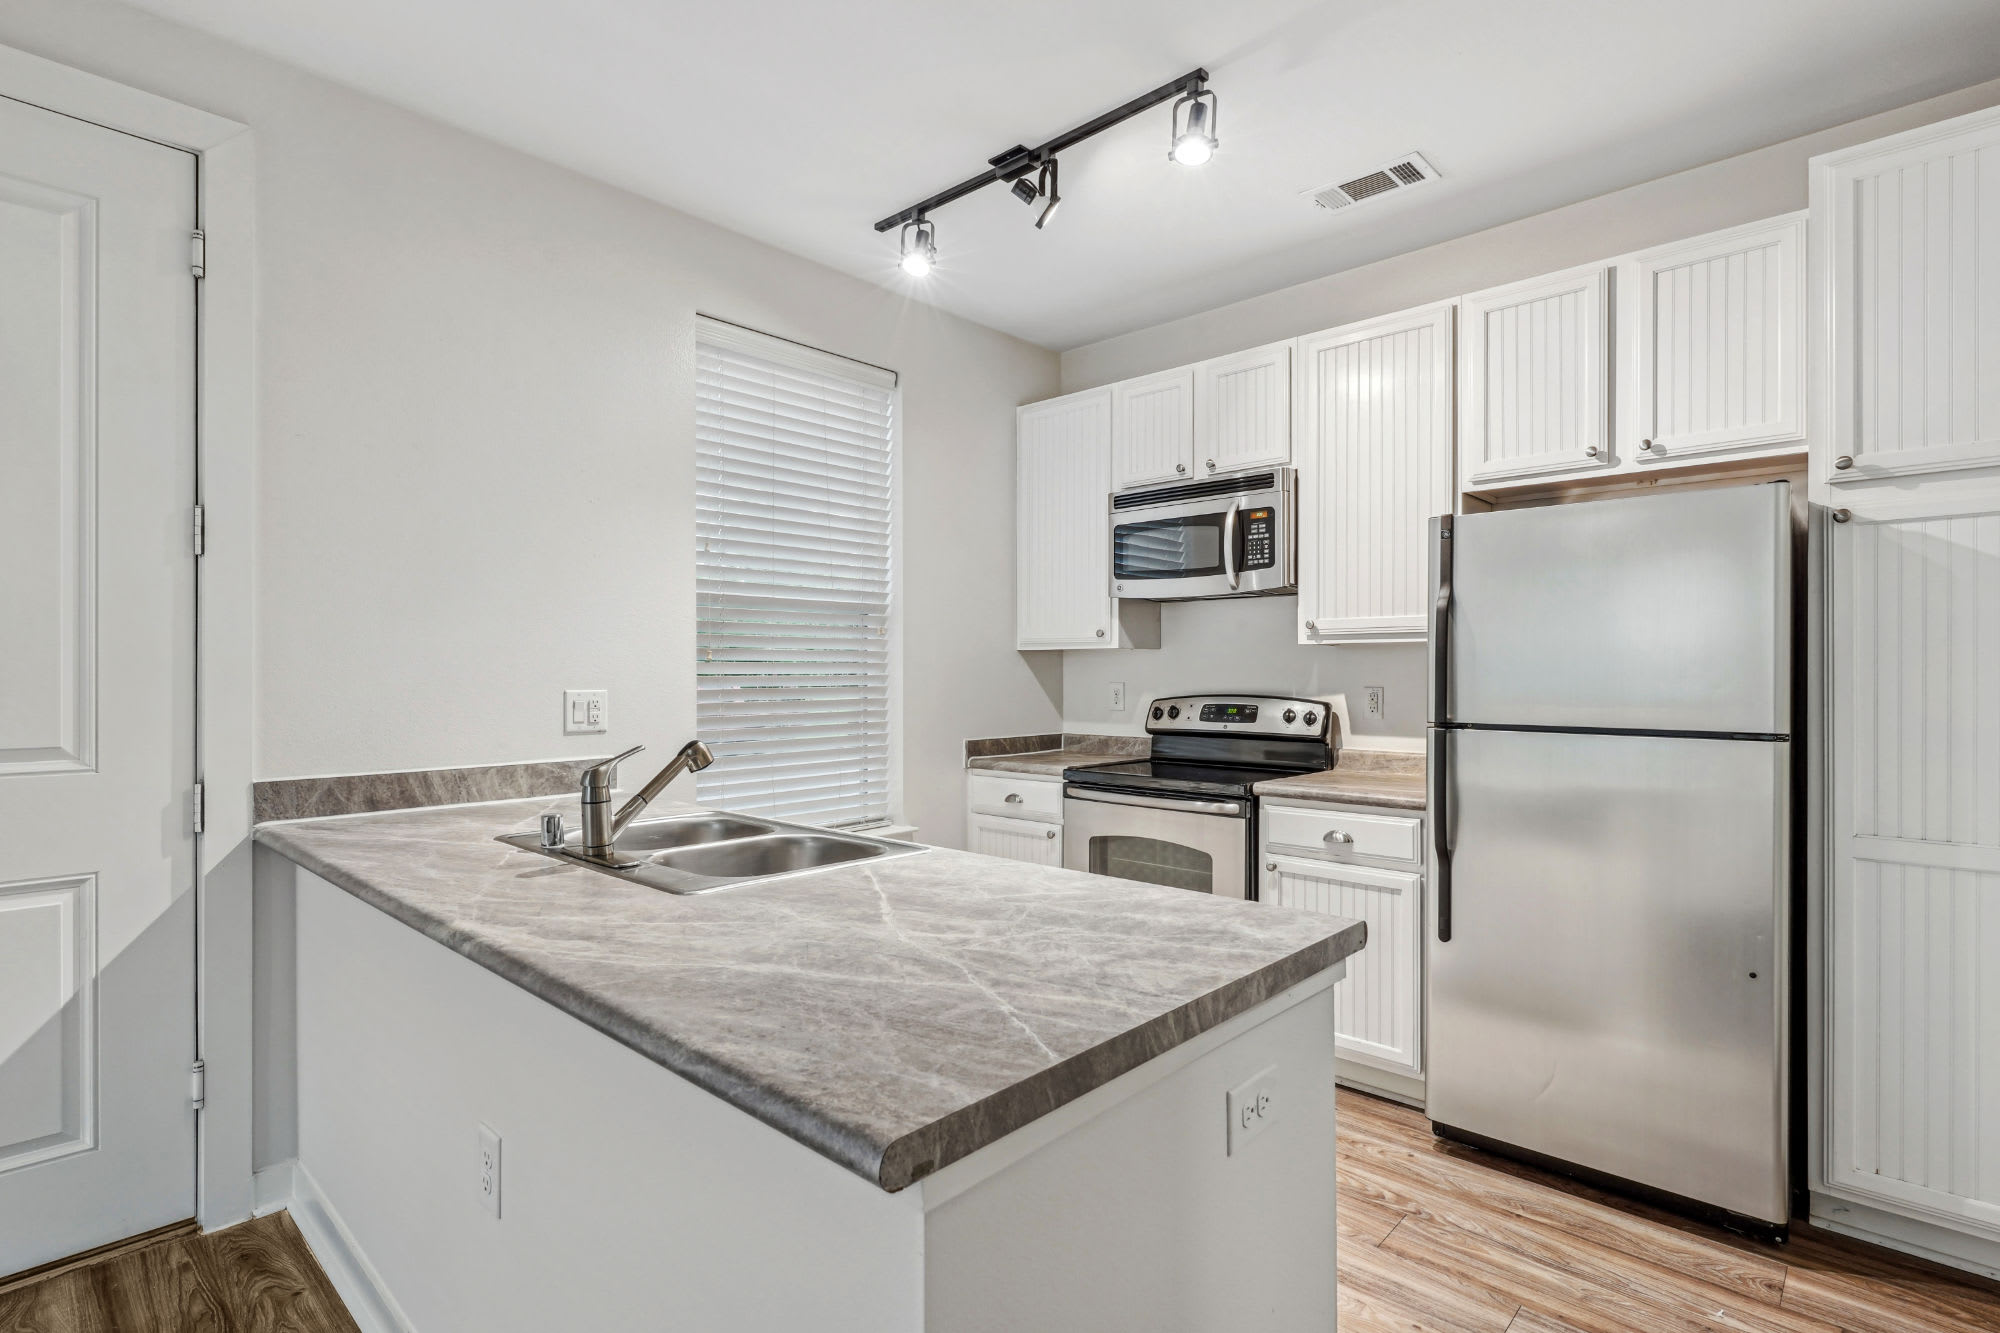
[1109,468,1296,601]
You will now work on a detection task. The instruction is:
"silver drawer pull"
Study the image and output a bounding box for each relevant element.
[1834,454,1855,470]
[1003,793,1023,804]
[1323,830,1353,845]
[1046,828,1057,839]
[1585,445,1600,458]
[1265,862,1277,872]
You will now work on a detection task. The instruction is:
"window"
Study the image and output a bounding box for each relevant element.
[693,318,896,827]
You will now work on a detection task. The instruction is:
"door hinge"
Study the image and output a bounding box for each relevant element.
[190,1060,206,1111]
[191,783,205,835]
[192,503,205,557]
[190,230,206,279]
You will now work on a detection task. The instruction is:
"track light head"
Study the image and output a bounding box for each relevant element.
[899,218,937,277]
[1010,176,1040,206]
[1034,159,1061,230]
[1170,87,1218,166]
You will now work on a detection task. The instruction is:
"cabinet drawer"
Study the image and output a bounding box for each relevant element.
[1262,803,1420,864]
[966,772,1064,822]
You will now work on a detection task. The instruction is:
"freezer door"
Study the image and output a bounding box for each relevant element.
[1445,482,1790,734]
[1427,728,1790,1224]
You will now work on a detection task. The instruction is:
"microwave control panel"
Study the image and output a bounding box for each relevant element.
[1240,508,1276,570]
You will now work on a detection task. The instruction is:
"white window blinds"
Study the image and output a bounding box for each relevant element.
[694,318,896,827]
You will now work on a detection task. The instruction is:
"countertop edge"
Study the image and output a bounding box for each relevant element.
[1250,782,1427,811]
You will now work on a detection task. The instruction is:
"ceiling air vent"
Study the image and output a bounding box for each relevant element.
[1307,153,1439,211]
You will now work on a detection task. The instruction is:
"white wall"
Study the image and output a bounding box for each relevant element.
[0,0,1062,854]
[1055,75,2000,747]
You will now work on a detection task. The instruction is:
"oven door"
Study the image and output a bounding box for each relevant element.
[1109,472,1294,601]
[1062,789,1250,899]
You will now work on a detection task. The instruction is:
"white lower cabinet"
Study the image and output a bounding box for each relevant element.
[967,812,1062,865]
[965,772,1063,866]
[1260,801,1425,1082]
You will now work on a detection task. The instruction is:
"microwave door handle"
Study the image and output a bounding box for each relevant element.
[1222,500,1241,590]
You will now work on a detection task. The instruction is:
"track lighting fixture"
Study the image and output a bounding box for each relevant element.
[1170,87,1218,166]
[874,68,1214,273]
[898,218,936,277]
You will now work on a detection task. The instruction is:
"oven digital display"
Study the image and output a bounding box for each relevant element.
[1198,703,1258,723]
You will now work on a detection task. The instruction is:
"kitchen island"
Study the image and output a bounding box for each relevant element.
[256,795,1365,1332]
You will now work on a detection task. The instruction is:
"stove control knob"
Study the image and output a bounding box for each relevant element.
[1167,705,1180,719]
[1282,708,1297,724]
[1151,706,1164,721]
[1303,710,1319,727]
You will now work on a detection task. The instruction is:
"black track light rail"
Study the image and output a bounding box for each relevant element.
[872,67,1209,232]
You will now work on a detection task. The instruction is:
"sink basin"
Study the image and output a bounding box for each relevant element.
[498,809,923,894]
[654,833,883,879]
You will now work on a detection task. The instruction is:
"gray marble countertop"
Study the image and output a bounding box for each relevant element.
[1253,750,1427,811]
[255,796,1364,1193]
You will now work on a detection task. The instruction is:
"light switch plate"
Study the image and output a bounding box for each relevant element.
[564,689,607,735]
[1226,1066,1280,1156]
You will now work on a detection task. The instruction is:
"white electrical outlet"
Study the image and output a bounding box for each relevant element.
[1108,681,1126,711]
[1226,1067,1280,1156]
[1364,686,1384,718]
[564,689,608,735]
[478,1122,502,1217]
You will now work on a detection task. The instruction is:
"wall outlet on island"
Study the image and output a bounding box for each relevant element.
[1364,686,1384,718]
[1108,681,1126,711]
[478,1122,502,1218]
[1226,1066,1280,1156]
[564,689,607,735]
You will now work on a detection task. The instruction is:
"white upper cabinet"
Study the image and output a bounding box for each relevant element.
[1813,104,2000,484]
[1624,213,1804,467]
[1459,263,1614,488]
[1295,304,1455,644]
[1194,341,1291,476]
[1017,389,1115,648]
[1110,367,1195,489]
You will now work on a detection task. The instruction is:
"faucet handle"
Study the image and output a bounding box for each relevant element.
[580,744,643,799]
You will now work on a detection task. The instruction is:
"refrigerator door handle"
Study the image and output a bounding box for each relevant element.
[1430,515,1453,941]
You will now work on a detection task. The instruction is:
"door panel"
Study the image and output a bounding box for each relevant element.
[1263,855,1421,1074]
[1016,389,1114,649]
[1446,483,1791,733]
[1195,342,1289,475]
[966,814,1062,866]
[1110,368,1194,489]
[1429,728,1789,1223]
[0,97,197,1274]
[1459,265,1612,487]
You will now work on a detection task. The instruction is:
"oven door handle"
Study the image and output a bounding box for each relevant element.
[1222,500,1242,590]
[1065,788,1246,817]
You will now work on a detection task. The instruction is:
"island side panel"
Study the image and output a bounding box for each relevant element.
[291,868,927,1332]
[920,975,1341,1332]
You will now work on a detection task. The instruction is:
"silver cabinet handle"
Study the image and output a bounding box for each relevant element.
[1323,830,1353,845]
[1003,793,1023,804]
[1305,619,1317,633]
[1834,454,1855,470]
[1639,439,1654,452]
[1833,509,1852,524]
[1206,458,1216,470]
[1095,628,1106,638]
[1046,828,1057,839]
[1265,862,1277,872]
[1176,463,1187,473]
[1585,445,1600,458]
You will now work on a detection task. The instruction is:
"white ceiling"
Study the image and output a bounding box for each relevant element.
[134,0,2000,349]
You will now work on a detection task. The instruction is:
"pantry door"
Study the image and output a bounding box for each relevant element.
[0,93,198,1275]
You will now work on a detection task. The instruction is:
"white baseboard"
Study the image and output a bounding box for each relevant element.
[252,1160,417,1333]
[1337,1060,1426,1108]
[1810,1190,2000,1281]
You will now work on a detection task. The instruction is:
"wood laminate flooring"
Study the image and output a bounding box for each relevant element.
[0,1212,359,1333]
[3,1102,1996,1331]
[1337,1091,2000,1333]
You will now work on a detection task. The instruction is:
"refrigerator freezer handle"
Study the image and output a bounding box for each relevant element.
[1429,515,1453,942]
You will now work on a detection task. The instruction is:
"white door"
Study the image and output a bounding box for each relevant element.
[0,97,198,1274]
[966,814,1063,866]
[1262,854,1422,1076]
[1812,104,2000,483]
[1459,264,1614,488]
[1294,303,1454,644]
[1624,214,1804,467]
[1194,342,1290,476]
[1110,368,1194,489]
[1016,389,1115,648]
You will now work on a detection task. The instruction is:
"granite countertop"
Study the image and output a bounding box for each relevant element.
[964,732,1148,778]
[1253,750,1427,811]
[255,797,1364,1193]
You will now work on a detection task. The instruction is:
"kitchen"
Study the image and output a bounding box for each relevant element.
[2,1,2000,1330]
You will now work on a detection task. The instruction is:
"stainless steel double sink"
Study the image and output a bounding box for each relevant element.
[498,810,924,895]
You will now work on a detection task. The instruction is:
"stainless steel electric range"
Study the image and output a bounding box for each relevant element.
[1062,694,1336,900]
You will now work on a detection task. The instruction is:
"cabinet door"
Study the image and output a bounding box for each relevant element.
[1459,264,1613,488]
[1295,304,1454,644]
[1814,105,2000,483]
[1017,389,1115,648]
[1111,367,1195,489]
[1195,342,1290,475]
[967,813,1063,866]
[1825,507,2000,1243]
[1262,853,1423,1076]
[1627,214,1804,466]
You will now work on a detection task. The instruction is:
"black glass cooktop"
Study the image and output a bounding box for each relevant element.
[1063,758,1303,799]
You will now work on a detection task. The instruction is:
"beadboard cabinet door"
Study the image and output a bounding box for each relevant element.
[966,813,1063,866]
[1459,264,1614,488]
[1111,367,1195,489]
[1195,341,1290,476]
[1262,853,1423,1076]
[1625,213,1804,467]
[1295,304,1455,644]
[1813,104,2000,485]
[1017,389,1116,648]
[1825,505,2000,1245]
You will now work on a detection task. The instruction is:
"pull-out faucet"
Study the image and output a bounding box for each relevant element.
[576,740,716,860]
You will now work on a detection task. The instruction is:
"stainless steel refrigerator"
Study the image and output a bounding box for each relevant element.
[1426,482,1793,1235]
